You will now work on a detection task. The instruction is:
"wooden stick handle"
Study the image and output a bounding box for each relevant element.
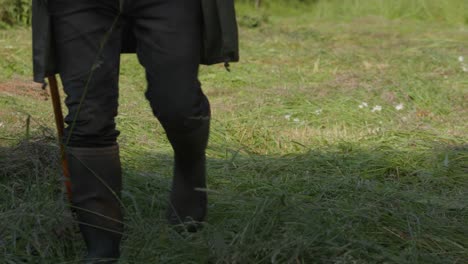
[48,75,72,201]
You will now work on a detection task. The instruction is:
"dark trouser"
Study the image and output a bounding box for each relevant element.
[48,0,211,260]
[49,0,211,147]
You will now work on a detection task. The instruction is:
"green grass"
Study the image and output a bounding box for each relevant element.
[1,2,467,263]
[238,0,468,25]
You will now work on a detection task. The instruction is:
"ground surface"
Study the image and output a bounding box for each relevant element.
[0,4,467,264]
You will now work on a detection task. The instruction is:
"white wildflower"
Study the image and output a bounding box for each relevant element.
[314,109,322,115]
[458,56,464,62]
[0,122,3,128]
[463,66,468,72]
[395,103,404,111]
[359,102,368,109]
[293,118,300,122]
[284,114,291,120]
[371,105,382,112]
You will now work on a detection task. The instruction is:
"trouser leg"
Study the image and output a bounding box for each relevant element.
[49,1,123,261]
[50,0,122,147]
[130,0,211,230]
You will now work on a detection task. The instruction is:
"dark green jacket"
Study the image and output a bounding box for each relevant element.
[32,0,239,83]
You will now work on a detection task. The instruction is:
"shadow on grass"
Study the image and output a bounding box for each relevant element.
[0,137,466,263]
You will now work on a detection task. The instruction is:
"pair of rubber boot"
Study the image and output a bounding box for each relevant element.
[66,119,209,263]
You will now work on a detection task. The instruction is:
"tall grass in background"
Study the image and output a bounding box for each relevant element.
[240,0,468,25]
[0,0,31,28]
[310,0,468,24]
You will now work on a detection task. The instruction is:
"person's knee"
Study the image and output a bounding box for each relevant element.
[150,94,211,133]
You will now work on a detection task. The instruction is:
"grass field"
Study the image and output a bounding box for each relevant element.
[1,1,467,263]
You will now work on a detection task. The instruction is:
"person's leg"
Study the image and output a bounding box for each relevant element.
[50,0,122,147]
[49,1,123,262]
[130,0,211,230]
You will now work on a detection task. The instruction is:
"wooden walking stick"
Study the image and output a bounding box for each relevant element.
[47,75,72,201]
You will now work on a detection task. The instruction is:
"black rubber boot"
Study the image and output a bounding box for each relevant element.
[66,145,123,263]
[165,118,210,232]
